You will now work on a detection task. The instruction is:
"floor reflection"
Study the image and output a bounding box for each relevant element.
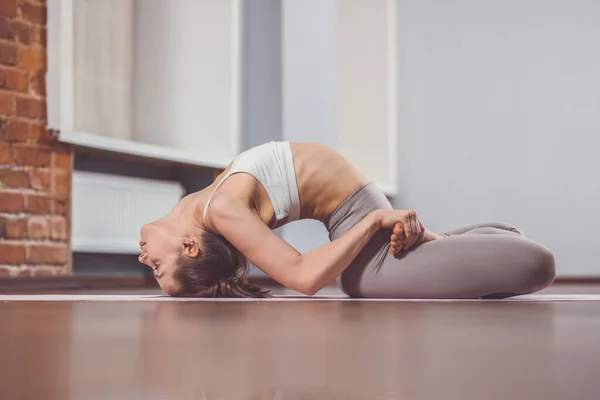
[1,299,600,400]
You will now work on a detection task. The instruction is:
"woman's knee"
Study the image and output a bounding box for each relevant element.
[463,227,521,236]
[520,241,556,293]
[445,222,524,237]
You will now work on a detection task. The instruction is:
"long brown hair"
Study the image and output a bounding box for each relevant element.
[171,230,271,298]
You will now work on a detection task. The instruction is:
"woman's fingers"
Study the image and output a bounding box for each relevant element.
[417,220,426,244]
[402,212,423,251]
[402,212,416,250]
[403,224,411,250]
[409,214,421,249]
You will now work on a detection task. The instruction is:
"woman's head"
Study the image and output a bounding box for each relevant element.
[139,221,270,298]
[172,230,271,298]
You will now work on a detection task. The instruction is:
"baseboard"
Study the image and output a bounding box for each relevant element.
[553,277,600,284]
[0,276,158,293]
[0,275,278,293]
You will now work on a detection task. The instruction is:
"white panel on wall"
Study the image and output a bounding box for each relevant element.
[281,0,337,255]
[133,0,242,164]
[73,0,133,140]
[335,0,397,195]
[72,171,184,254]
[242,0,283,150]
[395,0,600,276]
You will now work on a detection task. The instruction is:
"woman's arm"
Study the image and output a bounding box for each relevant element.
[205,194,382,295]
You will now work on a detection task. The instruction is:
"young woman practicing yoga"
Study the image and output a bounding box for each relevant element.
[138,141,555,298]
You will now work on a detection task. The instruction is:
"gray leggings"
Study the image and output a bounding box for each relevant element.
[327,183,556,299]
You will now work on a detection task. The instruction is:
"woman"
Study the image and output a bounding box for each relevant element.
[138,141,555,298]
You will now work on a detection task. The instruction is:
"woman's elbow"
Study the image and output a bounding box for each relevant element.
[297,286,318,296]
[289,258,324,296]
[295,277,323,296]
[298,286,318,296]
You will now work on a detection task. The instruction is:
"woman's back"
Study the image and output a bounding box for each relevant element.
[209,142,369,229]
[290,142,369,223]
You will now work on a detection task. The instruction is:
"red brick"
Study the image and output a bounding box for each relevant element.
[10,21,29,46]
[1,118,28,141]
[0,167,29,187]
[39,26,45,47]
[17,46,45,71]
[0,141,12,164]
[49,215,66,240]
[53,197,68,215]
[30,124,59,144]
[52,151,71,169]
[29,167,49,190]
[24,193,51,214]
[27,244,68,265]
[53,191,67,203]
[29,69,43,96]
[30,24,44,46]
[53,169,69,195]
[0,267,9,276]
[0,42,17,66]
[29,121,45,141]
[0,91,14,115]
[20,1,46,25]
[1,67,29,93]
[0,243,25,264]
[0,0,17,18]
[28,215,48,239]
[13,144,50,166]
[0,216,27,238]
[0,15,12,40]
[15,96,45,119]
[0,191,23,212]
[31,267,59,277]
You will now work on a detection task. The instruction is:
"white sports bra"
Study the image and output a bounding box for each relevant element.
[202,141,302,228]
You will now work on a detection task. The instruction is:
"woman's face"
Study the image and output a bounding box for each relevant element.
[139,221,184,295]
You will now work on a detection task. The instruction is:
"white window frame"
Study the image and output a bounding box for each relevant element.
[46,0,242,169]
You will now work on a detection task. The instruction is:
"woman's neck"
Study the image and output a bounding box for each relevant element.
[174,189,214,231]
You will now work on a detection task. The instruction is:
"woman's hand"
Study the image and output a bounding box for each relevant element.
[373,209,425,254]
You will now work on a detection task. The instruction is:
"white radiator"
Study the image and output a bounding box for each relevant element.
[72,171,185,254]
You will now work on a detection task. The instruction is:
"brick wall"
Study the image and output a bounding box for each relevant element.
[0,0,72,277]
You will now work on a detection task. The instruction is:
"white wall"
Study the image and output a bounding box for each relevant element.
[335,0,397,194]
[281,0,337,253]
[241,0,282,150]
[395,0,600,276]
[133,0,241,164]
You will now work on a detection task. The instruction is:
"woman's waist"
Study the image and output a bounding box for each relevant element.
[326,182,393,240]
[294,179,369,225]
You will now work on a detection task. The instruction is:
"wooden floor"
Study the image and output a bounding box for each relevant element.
[1,285,599,400]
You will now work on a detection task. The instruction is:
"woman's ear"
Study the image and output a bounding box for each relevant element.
[182,238,200,258]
